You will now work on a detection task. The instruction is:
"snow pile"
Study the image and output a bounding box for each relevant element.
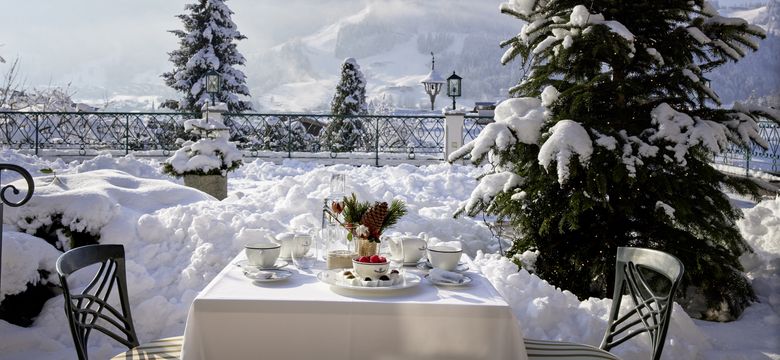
[470,252,712,359]
[3,170,211,250]
[0,152,777,359]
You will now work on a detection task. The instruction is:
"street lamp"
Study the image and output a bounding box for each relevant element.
[205,69,221,106]
[447,71,462,110]
[420,52,445,111]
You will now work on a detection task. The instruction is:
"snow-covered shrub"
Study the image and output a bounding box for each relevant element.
[162,112,242,177]
[0,232,61,327]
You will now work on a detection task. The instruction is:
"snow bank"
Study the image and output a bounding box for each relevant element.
[0,152,777,360]
[3,169,212,247]
[470,252,711,359]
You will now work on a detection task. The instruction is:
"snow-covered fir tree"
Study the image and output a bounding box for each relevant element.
[452,0,779,320]
[162,0,253,112]
[323,58,368,152]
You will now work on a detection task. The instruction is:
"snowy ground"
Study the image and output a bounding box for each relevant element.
[0,149,778,360]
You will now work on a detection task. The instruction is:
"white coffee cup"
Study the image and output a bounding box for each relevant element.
[427,245,462,271]
[245,242,281,268]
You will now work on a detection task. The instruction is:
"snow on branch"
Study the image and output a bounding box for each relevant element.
[449,98,547,164]
[537,120,593,184]
[462,171,524,216]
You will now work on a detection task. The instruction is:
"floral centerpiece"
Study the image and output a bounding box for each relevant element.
[330,193,407,257]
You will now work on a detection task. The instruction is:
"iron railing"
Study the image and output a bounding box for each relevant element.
[222,113,445,164]
[0,111,198,156]
[0,111,446,165]
[0,110,775,174]
[464,115,493,143]
[715,120,780,175]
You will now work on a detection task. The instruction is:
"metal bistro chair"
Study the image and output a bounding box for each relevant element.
[57,244,183,360]
[524,247,684,360]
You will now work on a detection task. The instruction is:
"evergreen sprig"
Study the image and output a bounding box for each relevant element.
[338,193,407,243]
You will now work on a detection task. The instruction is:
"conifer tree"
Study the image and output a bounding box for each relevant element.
[452,0,779,320]
[323,58,368,152]
[162,0,253,112]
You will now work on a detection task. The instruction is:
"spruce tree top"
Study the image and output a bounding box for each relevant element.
[456,0,779,183]
[331,58,367,116]
[163,0,253,112]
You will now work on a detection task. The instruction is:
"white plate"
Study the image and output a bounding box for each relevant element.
[416,261,469,272]
[424,274,472,287]
[235,259,288,270]
[242,268,293,282]
[317,270,421,292]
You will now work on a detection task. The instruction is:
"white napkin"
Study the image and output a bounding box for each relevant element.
[244,269,274,280]
[429,268,464,284]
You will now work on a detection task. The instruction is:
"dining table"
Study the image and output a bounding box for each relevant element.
[180,252,528,360]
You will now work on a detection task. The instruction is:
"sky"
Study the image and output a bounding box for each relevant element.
[0,0,769,102]
[0,0,366,91]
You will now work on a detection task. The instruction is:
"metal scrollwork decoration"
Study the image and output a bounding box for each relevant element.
[0,164,35,293]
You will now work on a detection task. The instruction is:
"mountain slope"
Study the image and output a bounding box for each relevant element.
[246,0,521,112]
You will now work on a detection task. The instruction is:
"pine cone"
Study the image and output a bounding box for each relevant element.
[361,202,388,236]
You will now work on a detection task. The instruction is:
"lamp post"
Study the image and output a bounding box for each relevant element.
[420,52,445,111]
[447,71,462,110]
[205,69,221,106]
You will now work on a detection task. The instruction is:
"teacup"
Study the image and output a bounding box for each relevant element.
[427,245,462,271]
[245,242,281,268]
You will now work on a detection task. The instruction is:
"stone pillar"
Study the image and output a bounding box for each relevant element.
[201,102,229,124]
[443,109,466,161]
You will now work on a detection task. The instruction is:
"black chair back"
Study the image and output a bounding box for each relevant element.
[56,244,140,360]
[600,247,684,360]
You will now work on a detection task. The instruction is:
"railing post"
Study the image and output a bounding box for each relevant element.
[34,115,39,156]
[375,117,379,167]
[443,109,466,162]
[125,115,130,155]
[287,116,292,159]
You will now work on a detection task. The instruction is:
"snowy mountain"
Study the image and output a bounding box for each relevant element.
[711,0,780,105]
[246,0,522,112]
[63,1,776,112]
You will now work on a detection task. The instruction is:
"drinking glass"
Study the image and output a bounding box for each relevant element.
[329,173,346,198]
[291,233,315,270]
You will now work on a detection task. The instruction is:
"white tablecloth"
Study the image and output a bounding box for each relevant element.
[181,253,527,360]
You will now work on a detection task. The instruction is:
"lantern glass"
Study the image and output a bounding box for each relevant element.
[447,79,460,97]
[206,71,221,94]
[446,71,462,98]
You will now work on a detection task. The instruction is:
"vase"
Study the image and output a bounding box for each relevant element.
[183,174,228,200]
[355,238,379,257]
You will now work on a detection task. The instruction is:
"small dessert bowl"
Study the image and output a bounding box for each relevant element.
[352,258,390,279]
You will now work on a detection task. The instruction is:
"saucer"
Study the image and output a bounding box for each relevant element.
[242,268,293,282]
[416,261,469,272]
[424,274,472,287]
[235,259,288,270]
